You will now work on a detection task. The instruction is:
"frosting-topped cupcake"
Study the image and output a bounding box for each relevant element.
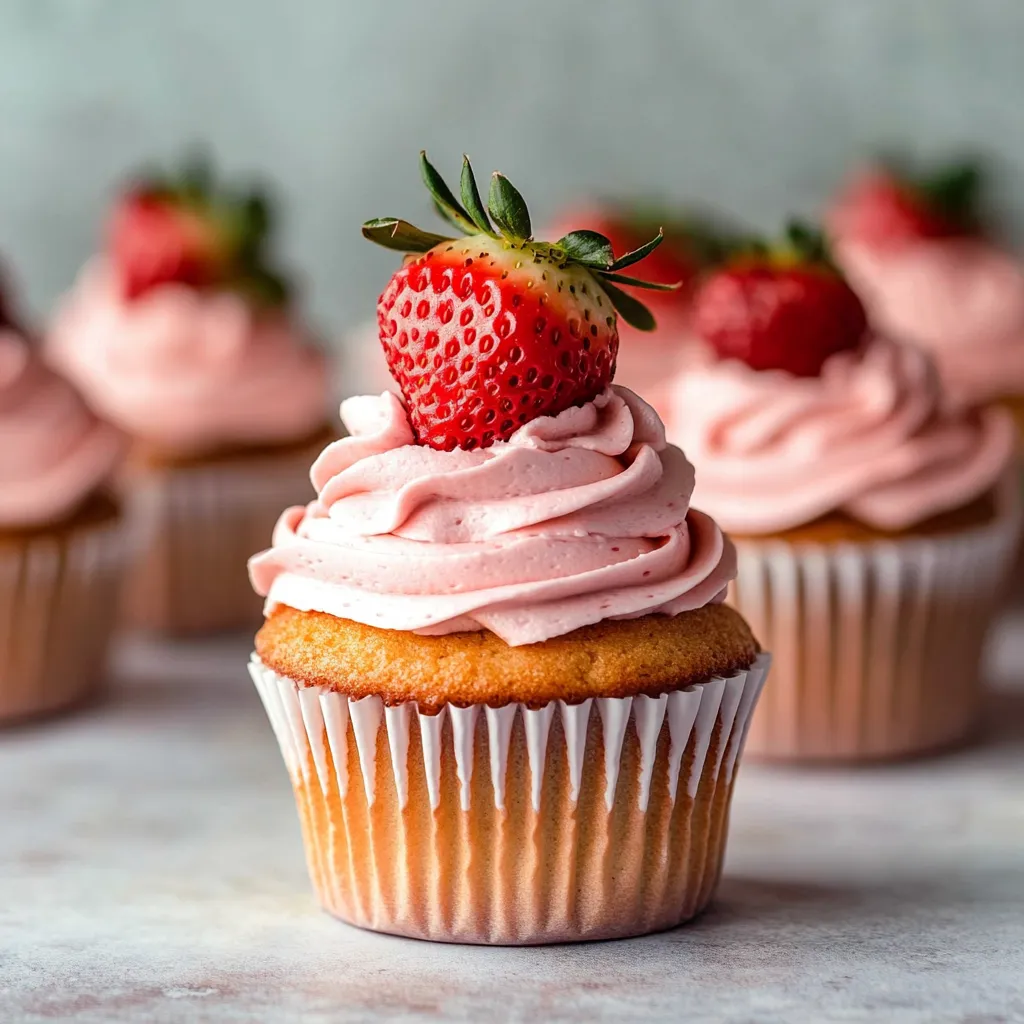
[0,279,127,723]
[0,327,123,529]
[247,154,769,943]
[46,158,333,634]
[49,258,327,456]
[828,161,1024,409]
[673,337,1013,538]
[671,221,1019,762]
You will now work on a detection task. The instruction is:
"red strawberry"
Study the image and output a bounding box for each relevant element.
[107,158,290,304]
[830,160,981,248]
[110,190,230,299]
[363,153,675,450]
[693,222,868,378]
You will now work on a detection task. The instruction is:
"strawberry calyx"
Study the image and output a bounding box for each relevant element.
[108,155,290,305]
[896,158,982,236]
[726,219,835,272]
[363,152,678,333]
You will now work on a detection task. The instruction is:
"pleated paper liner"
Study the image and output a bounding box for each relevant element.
[250,652,770,945]
[0,504,126,724]
[733,475,1021,763]
[122,442,321,635]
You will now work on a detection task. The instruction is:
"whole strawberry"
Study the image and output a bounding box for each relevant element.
[363,154,675,450]
[108,157,289,304]
[693,222,868,378]
[830,159,981,249]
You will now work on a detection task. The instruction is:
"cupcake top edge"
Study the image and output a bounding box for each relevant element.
[254,603,759,709]
[0,328,124,530]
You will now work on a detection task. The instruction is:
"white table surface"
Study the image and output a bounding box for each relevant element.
[3,613,1023,1024]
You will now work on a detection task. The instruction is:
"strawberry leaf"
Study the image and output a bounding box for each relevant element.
[598,270,681,292]
[598,278,656,331]
[607,230,664,271]
[420,152,477,234]
[362,217,453,253]
[460,156,494,235]
[488,172,532,242]
[557,230,614,268]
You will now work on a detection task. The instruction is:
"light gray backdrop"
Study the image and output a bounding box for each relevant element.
[1,0,1021,356]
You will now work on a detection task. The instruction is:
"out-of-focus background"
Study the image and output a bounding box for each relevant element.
[2,0,1023,344]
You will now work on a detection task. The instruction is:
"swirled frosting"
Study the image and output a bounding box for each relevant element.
[47,258,329,454]
[833,237,1024,408]
[0,329,124,528]
[667,338,1015,535]
[249,386,736,646]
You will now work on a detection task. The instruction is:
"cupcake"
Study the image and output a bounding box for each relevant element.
[827,160,1024,417]
[668,223,1018,762]
[0,289,126,722]
[48,159,332,634]
[247,154,770,944]
[543,203,739,413]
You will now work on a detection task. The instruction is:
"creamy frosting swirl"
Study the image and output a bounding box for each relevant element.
[0,329,124,528]
[47,258,329,454]
[250,386,736,646]
[834,237,1024,408]
[668,338,1015,535]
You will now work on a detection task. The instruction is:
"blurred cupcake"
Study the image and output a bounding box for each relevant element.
[669,224,1018,762]
[48,159,332,634]
[247,155,770,943]
[543,203,738,413]
[827,160,1024,419]
[0,289,126,722]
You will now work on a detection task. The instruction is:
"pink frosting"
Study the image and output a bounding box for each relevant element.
[834,237,1024,408]
[47,259,330,454]
[249,386,736,646]
[0,329,124,528]
[667,338,1015,535]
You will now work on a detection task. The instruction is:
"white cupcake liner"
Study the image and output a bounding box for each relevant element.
[733,475,1021,761]
[123,447,318,635]
[0,511,126,723]
[249,651,770,944]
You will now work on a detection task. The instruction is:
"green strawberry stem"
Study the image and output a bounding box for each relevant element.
[362,152,680,331]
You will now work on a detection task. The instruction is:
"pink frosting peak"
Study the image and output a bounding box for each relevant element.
[0,329,124,528]
[668,338,1015,535]
[47,259,329,454]
[249,386,736,646]
[833,236,1024,408]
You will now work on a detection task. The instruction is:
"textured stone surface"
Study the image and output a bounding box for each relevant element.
[2,618,1023,1023]
[1,0,1022,346]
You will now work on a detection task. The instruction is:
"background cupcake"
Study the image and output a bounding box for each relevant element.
[47,160,333,635]
[669,225,1019,762]
[827,160,1024,418]
[0,285,126,722]
[246,157,770,944]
